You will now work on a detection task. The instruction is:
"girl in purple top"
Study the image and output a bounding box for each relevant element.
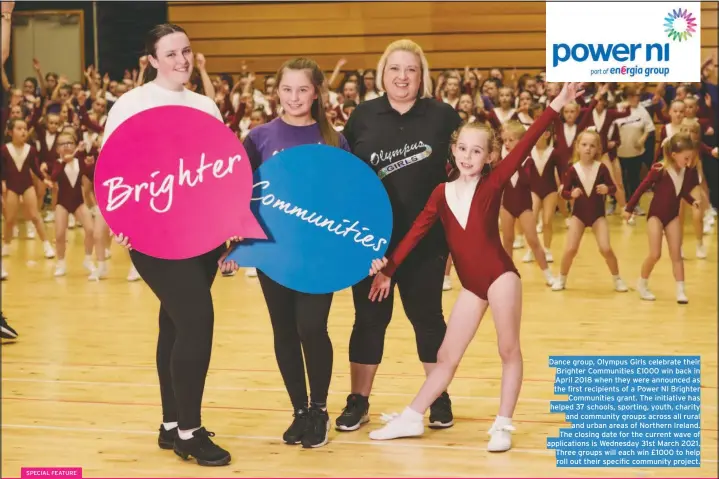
[221,58,349,449]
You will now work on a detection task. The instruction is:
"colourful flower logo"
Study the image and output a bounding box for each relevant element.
[664,8,697,42]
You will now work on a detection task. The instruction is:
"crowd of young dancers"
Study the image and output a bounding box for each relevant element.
[1,7,717,466]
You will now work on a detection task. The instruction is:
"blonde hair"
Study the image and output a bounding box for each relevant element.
[376,39,433,99]
[569,130,602,164]
[447,121,497,180]
[501,120,526,140]
[659,133,696,170]
[680,117,700,134]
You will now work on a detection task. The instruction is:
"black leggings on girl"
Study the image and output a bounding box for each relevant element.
[257,271,334,409]
[129,244,225,430]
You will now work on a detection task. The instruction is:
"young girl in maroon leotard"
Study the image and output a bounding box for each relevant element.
[499,120,555,286]
[364,82,583,453]
[1,118,55,259]
[623,134,701,304]
[47,132,96,277]
[553,130,628,292]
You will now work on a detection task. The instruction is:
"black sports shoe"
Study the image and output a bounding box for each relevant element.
[301,407,330,448]
[283,407,309,445]
[158,425,177,450]
[1,314,18,340]
[173,427,231,467]
[335,393,369,431]
[429,391,454,429]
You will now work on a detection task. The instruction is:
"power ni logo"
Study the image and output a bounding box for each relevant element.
[546,2,700,82]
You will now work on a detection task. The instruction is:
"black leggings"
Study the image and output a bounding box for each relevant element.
[129,244,225,430]
[349,253,447,365]
[257,271,334,410]
[619,154,644,205]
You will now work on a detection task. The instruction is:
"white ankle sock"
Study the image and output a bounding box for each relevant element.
[85,254,93,263]
[178,427,200,440]
[494,415,513,428]
[639,278,649,288]
[163,421,178,431]
[401,406,424,422]
[612,274,620,280]
[98,261,106,269]
[543,268,553,279]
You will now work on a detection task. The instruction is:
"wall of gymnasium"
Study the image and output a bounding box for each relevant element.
[168,1,719,83]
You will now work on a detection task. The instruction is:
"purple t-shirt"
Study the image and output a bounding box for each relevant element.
[243,117,350,170]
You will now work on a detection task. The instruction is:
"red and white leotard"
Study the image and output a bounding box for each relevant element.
[561,161,616,227]
[625,163,697,227]
[49,152,95,213]
[500,145,533,218]
[382,107,559,300]
[1,143,42,194]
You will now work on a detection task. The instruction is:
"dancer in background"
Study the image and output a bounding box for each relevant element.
[553,130,628,292]
[499,121,555,286]
[47,134,95,277]
[623,134,700,304]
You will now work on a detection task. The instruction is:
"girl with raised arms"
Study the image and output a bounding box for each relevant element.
[365,82,583,452]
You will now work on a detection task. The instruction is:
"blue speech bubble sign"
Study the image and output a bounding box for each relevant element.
[225,144,393,294]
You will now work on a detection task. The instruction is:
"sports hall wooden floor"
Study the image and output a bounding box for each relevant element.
[1,200,717,478]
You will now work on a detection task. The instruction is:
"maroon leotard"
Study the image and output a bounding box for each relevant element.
[49,153,95,213]
[1,143,42,195]
[528,145,566,199]
[383,107,559,300]
[625,163,697,227]
[501,154,533,218]
[561,162,616,227]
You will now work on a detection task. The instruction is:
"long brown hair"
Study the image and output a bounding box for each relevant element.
[140,23,188,84]
[276,57,339,147]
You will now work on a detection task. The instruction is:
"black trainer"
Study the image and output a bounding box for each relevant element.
[429,391,454,429]
[1,313,18,340]
[173,427,231,467]
[335,393,369,431]
[158,425,177,450]
[301,407,330,448]
[283,407,309,445]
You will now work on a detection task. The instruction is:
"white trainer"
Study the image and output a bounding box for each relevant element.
[614,277,628,292]
[368,413,424,441]
[487,423,515,452]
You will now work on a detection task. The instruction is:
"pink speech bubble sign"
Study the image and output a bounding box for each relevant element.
[94,105,265,260]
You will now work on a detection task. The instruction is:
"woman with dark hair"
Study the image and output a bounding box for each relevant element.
[359,69,381,102]
[335,39,461,433]
[221,57,350,449]
[104,23,231,467]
